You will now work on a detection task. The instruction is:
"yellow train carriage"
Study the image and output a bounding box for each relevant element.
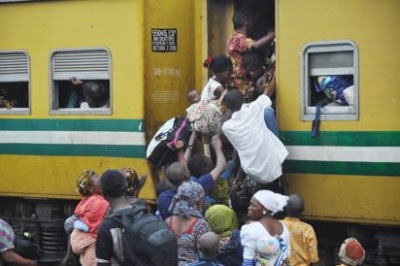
[0,0,205,261]
[206,0,400,262]
[276,0,400,225]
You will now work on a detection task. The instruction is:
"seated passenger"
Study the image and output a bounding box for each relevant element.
[69,77,109,108]
[313,75,354,106]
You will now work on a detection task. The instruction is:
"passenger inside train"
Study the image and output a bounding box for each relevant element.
[0,83,29,109]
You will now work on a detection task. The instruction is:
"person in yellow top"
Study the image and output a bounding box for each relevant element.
[281,194,319,266]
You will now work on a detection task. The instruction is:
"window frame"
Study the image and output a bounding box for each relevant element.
[0,50,31,115]
[49,48,112,115]
[300,40,359,121]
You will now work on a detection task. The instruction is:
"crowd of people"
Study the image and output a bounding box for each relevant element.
[0,8,363,266]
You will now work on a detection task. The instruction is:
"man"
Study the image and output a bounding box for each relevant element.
[0,219,38,265]
[222,87,288,192]
[96,169,159,265]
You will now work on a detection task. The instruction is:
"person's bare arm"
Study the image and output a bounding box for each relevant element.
[1,249,38,265]
[183,131,199,164]
[264,72,276,97]
[251,32,275,50]
[209,134,227,181]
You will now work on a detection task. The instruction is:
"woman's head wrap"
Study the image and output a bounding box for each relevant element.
[121,167,139,197]
[169,181,205,218]
[76,170,97,196]
[205,204,239,238]
[339,237,365,266]
[253,190,289,215]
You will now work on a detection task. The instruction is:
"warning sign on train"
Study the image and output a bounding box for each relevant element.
[152,28,178,52]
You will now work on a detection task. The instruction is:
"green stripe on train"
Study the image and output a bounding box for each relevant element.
[0,119,144,132]
[280,131,400,146]
[284,160,400,176]
[0,144,146,158]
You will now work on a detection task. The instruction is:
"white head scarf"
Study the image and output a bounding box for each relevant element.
[253,190,289,215]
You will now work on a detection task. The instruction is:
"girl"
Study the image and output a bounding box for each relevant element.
[201,54,233,103]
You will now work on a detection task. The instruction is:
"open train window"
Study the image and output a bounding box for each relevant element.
[301,41,359,120]
[50,48,111,115]
[0,51,30,115]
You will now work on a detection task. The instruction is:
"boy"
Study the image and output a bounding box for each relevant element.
[282,194,319,266]
[187,232,223,266]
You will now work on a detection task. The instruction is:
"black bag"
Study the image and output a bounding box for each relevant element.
[146,116,192,168]
[13,231,43,260]
[108,204,178,266]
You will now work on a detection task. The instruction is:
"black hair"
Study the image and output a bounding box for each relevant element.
[225,89,244,112]
[187,153,213,178]
[165,162,189,187]
[232,9,250,30]
[203,54,232,74]
[243,52,265,71]
[100,169,128,198]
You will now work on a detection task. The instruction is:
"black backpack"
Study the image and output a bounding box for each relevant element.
[108,203,178,266]
[146,116,192,168]
[13,231,43,260]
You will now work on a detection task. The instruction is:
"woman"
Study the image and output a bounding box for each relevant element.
[241,190,290,266]
[166,181,211,265]
[68,170,109,266]
[205,204,243,266]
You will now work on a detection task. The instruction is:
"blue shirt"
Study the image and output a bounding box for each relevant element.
[157,174,215,220]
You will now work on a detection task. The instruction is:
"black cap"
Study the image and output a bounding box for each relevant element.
[100,169,127,198]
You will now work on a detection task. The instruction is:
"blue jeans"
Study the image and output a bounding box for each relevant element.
[264,107,279,137]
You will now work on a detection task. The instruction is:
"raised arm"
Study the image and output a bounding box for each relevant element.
[209,134,227,181]
[251,32,275,51]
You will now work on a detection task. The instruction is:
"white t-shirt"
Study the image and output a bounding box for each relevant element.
[201,77,222,101]
[222,94,288,184]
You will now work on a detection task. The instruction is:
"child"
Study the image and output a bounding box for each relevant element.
[201,54,233,103]
[256,236,282,266]
[281,194,319,266]
[227,9,275,102]
[68,170,110,266]
[187,232,223,266]
[186,89,201,114]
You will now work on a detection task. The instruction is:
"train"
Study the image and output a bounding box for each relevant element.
[0,0,399,264]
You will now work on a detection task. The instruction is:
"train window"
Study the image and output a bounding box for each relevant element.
[50,48,111,115]
[0,51,30,115]
[301,41,359,120]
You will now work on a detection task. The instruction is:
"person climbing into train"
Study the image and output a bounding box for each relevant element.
[227,8,275,102]
[222,83,288,197]
[281,194,319,266]
[65,170,110,266]
[337,237,365,266]
[187,54,233,157]
[242,51,279,137]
